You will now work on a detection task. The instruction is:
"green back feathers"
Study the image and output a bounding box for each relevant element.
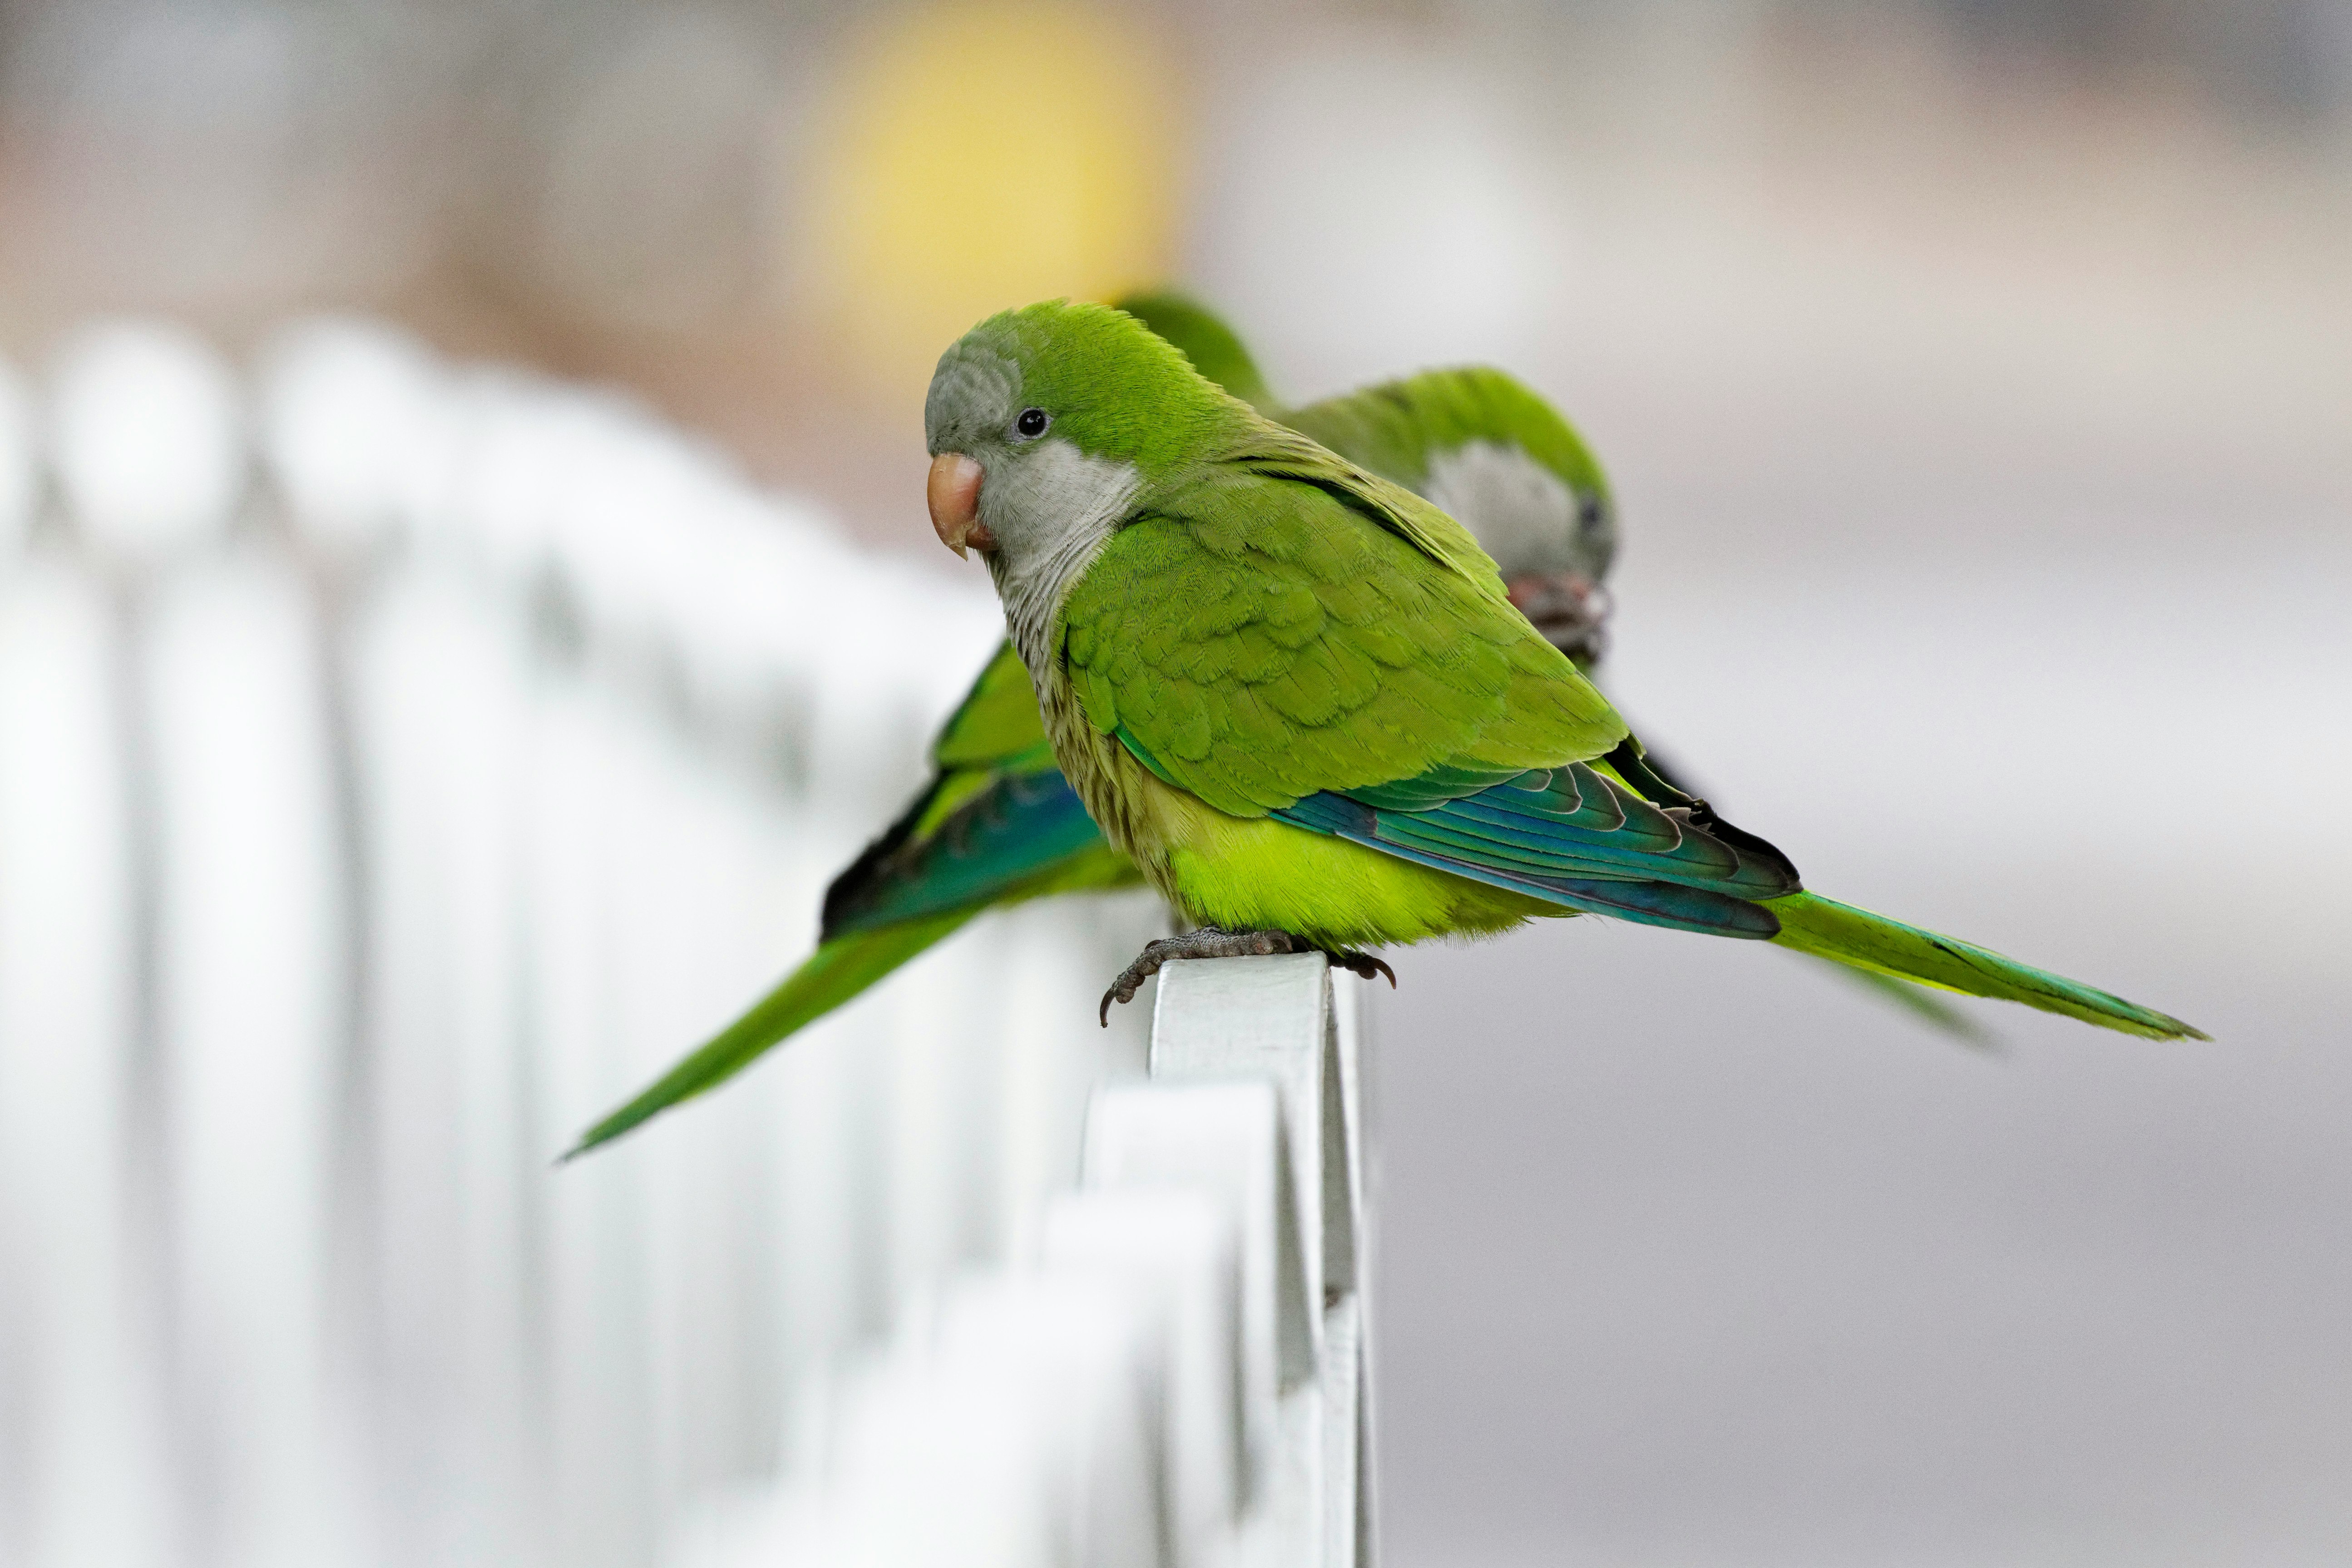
[1229,422,1507,596]
[1061,446,1626,819]
[1112,289,1276,411]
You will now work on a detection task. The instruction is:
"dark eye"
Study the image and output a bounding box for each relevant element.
[1013,407,1049,439]
[1578,495,1609,533]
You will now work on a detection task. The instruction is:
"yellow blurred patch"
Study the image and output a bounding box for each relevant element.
[802,0,1181,399]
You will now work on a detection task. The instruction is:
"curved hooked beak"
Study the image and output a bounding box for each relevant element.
[1506,570,1613,666]
[927,453,994,558]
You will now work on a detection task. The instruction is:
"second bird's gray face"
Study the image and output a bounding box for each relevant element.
[1420,439,1618,668]
[1422,438,1617,584]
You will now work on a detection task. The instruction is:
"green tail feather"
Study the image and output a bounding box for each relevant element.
[1766,891,2206,1041]
[1804,954,1998,1046]
[563,910,975,1159]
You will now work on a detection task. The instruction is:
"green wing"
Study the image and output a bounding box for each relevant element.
[835,641,1059,882]
[932,639,1054,770]
[822,750,1133,937]
[1062,429,1626,821]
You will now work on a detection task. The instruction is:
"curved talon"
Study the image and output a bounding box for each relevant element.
[1326,949,1397,988]
[1098,963,1156,1027]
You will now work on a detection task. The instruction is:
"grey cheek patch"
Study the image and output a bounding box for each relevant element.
[1422,439,1590,577]
[988,441,1143,680]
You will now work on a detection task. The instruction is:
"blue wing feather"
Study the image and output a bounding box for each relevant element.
[824,770,1113,935]
[1270,753,1801,938]
[1277,788,1782,937]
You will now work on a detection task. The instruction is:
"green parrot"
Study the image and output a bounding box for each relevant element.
[914,300,2203,1040]
[566,297,1629,1156]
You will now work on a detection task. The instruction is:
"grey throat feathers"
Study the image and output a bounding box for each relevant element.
[983,436,1141,684]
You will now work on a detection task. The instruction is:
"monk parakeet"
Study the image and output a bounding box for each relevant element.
[565,296,1628,1155]
[913,300,2202,1040]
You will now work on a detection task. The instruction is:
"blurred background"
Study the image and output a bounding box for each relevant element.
[1,0,2348,1564]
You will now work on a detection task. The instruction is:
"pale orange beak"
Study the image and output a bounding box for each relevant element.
[927,453,993,558]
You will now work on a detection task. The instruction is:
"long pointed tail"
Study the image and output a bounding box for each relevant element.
[1800,954,1997,1045]
[1765,891,2206,1041]
[564,910,976,1159]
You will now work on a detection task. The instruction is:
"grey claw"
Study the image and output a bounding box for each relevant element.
[1097,928,1313,1024]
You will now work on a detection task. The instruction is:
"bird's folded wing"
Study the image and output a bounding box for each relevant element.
[822,766,1136,936]
[1272,760,1799,939]
[1060,458,1626,819]
[822,639,1076,938]
[931,638,1058,774]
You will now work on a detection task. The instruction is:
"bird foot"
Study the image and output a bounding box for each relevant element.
[1099,929,1395,1025]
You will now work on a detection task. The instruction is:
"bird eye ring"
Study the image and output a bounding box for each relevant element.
[1013,407,1050,439]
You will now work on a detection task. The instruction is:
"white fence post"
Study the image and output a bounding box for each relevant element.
[0,316,1378,1568]
[0,544,178,1568]
[1143,953,1372,1568]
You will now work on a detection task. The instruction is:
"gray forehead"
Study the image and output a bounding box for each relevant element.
[924,346,1022,452]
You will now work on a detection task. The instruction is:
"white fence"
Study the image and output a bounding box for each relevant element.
[713,955,1372,1568]
[0,320,1373,1567]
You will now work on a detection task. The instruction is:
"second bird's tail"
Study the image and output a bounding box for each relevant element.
[1764,890,2204,1040]
[564,911,975,1159]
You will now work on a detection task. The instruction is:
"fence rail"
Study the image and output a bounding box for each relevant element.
[0,318,1374,1567]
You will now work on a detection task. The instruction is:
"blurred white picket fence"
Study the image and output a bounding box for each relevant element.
[0,321,1374,1567]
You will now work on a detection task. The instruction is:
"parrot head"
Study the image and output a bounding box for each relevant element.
[925,301,1235,619]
